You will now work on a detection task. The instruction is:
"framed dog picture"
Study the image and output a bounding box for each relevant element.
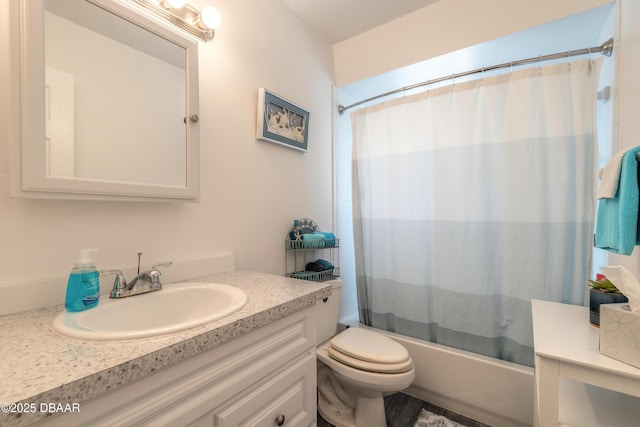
[256,88,309,152]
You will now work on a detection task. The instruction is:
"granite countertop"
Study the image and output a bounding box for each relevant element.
[0,270,332,426]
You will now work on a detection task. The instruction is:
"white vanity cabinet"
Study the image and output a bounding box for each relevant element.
[40,306,317,427]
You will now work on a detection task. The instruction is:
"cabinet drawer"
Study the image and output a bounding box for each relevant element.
[188,353,316,427]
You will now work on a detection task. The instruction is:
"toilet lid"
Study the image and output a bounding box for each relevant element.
[328,345,414,373]
[328,328,413,373]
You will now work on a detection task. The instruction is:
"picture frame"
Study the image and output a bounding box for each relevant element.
[256,88,309,152]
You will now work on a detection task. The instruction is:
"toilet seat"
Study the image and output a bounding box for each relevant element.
[317,340,416,393]
[328,328,414,374]
[328,346,414,373]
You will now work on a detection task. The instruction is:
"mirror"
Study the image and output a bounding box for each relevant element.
[10,0,200,201]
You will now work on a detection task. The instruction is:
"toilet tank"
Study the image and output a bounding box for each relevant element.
[316,279,342,344]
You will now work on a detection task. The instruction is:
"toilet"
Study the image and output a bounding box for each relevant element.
[316,279,415,427]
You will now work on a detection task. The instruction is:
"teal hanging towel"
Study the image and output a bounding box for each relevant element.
[595,146,640,255]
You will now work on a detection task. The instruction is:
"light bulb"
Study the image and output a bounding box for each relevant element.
[165,0,186,8]
[199,6,222,30]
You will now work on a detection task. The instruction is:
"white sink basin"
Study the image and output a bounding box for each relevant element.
[53,282,247,340]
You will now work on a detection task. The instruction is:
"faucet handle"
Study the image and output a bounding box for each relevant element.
[151,261,173,270]
[145,270,162,284]
[100,269,127,297]
[144,261,172,286]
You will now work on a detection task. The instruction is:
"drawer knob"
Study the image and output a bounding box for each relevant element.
[275,414,286,426]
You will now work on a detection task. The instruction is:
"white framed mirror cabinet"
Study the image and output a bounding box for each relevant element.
[9,0,200,201]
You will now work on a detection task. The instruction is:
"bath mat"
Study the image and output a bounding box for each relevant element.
[414,408,466,427]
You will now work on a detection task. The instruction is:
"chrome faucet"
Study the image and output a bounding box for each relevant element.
[100,253,172,298]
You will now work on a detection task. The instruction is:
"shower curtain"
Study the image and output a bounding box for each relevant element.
[351,59,601,366]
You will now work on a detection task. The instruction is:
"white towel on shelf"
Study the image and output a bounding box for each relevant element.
[597,147,633,199]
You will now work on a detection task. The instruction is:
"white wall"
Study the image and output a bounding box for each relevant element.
[617,0,640,154]
[607,0,640,273]
[333,0,613,86]
[0,0,334,315]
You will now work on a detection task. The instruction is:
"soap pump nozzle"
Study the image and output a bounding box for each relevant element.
[75,248,98,268]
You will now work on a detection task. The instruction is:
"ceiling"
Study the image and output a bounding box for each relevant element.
[282,0,440,43]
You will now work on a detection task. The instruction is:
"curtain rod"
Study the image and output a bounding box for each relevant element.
[337,37,614,115]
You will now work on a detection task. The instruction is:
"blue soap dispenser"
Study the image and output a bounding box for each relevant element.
[65,248,100,312]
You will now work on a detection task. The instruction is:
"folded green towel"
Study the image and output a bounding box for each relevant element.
[595,146,640,255]
[312,232,336,247]
[302,233,325,248]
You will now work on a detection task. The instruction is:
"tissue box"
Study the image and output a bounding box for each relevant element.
[599,303,640,368]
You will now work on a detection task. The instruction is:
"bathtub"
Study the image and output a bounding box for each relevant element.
[356,325,535,427]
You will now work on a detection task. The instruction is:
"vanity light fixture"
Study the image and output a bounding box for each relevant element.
[129,0,221,42]
[195,5,222,31]
[163,0,187,8]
